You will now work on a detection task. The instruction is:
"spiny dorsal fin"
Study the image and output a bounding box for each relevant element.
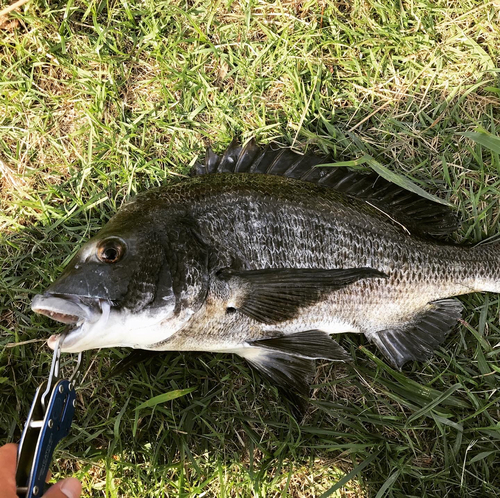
[190,139,460,239]
[218,267,386,325]
[366,298,463,369]
[237,330,350,416]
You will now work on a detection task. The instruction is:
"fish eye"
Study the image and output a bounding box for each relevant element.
[97,238,126,264]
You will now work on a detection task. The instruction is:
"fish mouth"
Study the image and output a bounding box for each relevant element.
[31,294,110,350]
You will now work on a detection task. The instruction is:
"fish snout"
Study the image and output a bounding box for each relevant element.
[31,294,104,324]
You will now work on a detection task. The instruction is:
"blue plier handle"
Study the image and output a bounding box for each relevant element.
[15,335,83,498]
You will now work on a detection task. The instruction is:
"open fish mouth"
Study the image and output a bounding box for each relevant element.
[31,294,110,350]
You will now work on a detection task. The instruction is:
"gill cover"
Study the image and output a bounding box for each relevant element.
[39,210,211,319]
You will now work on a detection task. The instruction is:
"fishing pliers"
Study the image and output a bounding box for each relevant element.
[15,335,83,498]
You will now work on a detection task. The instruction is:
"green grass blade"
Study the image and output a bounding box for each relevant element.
[374,470,401,498]
[135,387,196,411]
[319,450,381,498]
[462,130,500,155]
[362,154,453,206]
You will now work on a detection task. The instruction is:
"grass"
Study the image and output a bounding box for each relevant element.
[1,0,500,496]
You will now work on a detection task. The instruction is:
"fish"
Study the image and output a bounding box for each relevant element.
[31,139,500,409]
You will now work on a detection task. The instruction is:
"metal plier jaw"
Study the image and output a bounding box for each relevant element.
[15,335,83,498]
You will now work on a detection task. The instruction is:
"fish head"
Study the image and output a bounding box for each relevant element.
[30,208,194,353]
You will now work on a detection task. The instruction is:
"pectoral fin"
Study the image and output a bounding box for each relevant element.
[219,267,386,324]
[237,330,350,416]
[367,299,463,369]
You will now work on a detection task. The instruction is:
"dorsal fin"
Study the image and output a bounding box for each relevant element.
[190,139,460,240]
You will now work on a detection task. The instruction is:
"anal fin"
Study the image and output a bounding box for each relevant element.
[237,331,350,416]
[368,299,463,369]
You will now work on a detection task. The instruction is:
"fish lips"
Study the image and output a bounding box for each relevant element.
[31,293,110,350]
[31,293,102,324]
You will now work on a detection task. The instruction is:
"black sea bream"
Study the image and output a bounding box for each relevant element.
[31,140,500,406]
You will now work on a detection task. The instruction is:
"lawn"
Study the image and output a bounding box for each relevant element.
[1,0,500,496]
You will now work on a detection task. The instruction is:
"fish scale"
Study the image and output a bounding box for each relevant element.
[109,174,493,350]
[30,139,500,414]
[162,177,482,338]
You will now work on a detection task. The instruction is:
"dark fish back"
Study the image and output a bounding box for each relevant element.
[190,139,459,239]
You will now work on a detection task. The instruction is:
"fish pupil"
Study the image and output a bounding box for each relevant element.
[104,248,117,261]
